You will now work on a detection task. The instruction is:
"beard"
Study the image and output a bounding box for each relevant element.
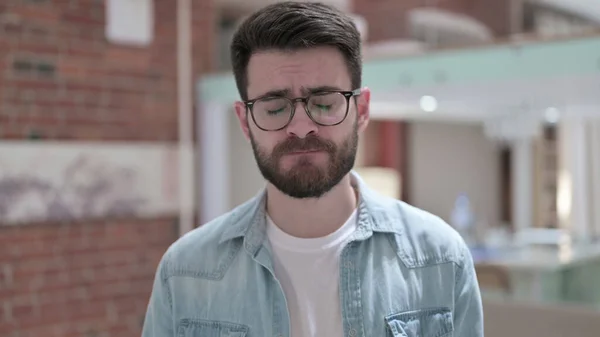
[250,122,358,199]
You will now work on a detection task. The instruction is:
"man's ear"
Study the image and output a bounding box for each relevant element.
[234,101,251,142]
[356,87,370,133]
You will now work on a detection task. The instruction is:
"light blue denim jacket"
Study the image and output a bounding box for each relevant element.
[142,173,483,337]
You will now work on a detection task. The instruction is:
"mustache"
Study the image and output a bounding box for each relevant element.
[272,135,336,156]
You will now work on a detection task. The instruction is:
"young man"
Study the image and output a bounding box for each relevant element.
[142,2,483,337]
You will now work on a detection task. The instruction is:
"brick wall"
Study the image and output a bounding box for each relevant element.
[0,0,214,141]
[0,0,215,336]
[0,217,177,337]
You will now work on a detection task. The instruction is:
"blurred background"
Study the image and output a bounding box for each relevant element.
[1,0,600,336]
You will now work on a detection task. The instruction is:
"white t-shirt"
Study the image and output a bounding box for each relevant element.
[266,210,358,337]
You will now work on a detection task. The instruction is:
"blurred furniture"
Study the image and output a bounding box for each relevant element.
[484,297,600,337]
[474,243,600,307]
[475,264,511,294]
[353,167,401,200]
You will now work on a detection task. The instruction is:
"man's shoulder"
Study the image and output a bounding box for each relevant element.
[369,193,469,267]
[159,198,258,276]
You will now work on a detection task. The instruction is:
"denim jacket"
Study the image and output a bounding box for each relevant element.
[142,173,484,337]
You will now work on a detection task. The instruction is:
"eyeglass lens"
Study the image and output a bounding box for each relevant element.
[252,92,348,130]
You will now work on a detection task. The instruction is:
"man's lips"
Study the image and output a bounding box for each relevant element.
[285,149,325,155]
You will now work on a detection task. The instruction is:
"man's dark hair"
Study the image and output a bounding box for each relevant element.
[230,1,362,101]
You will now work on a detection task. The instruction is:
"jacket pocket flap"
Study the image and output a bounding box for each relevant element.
[178,318,249,337]
[385,307,453,337]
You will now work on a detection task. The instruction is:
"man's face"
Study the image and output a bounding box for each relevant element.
[234,47,370,199]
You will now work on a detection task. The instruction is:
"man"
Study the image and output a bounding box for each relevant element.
[142,2,483,336]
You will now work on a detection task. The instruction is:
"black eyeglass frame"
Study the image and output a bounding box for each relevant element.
[243,88,362,131]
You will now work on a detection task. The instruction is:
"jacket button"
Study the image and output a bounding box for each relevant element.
[349,328,357,336]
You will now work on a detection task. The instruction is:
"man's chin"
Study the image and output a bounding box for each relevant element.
[274,180,331,199]
[279,157,327,170]
[280,165,326,180]
[269,170,327,193]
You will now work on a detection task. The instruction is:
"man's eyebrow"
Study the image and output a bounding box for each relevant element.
[258,88,290,98]
[305,86,343,94]
[253,85,344,100]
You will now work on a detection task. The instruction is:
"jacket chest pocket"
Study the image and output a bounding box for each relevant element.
[178,319,249,337]
[385,307,453,337]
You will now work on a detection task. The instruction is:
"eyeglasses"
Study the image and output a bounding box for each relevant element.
[244,89,361,131]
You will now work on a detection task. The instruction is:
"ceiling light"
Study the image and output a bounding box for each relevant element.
[420,95,437,112]
[544,107,560,124]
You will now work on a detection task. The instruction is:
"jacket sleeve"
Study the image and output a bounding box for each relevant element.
[454,243,484,336]
[142,253,174,337]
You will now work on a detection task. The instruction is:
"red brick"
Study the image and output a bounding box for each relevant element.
[0,266,12,293]
[61,11,103,26]
[104,47,152,69]
[0,114,11,125]
[11,302,36,321]
[0,299,7,317]
[10,6,61,24]
[65,43,104,59]
[0,1,203,336]
[0,322,18,336]
[0,218,176,336]
[0,0,213,142]
[13,42,61,55]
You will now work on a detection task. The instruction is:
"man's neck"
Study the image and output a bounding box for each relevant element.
[266,174,358,239]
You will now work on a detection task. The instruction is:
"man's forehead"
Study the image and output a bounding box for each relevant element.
[246,48,351,98]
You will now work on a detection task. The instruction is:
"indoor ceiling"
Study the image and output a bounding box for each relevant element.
[369,74,600,123]
[407,7,494,46]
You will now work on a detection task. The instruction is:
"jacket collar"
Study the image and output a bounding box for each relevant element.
[219,170,404,255]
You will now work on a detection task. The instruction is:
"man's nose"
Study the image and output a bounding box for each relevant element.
[285,103,318,139]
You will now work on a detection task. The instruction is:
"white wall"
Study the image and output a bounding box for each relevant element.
[409,121,501,229]
[589,120,600,239]
[0,142,180,225]
[227,108,266,208]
